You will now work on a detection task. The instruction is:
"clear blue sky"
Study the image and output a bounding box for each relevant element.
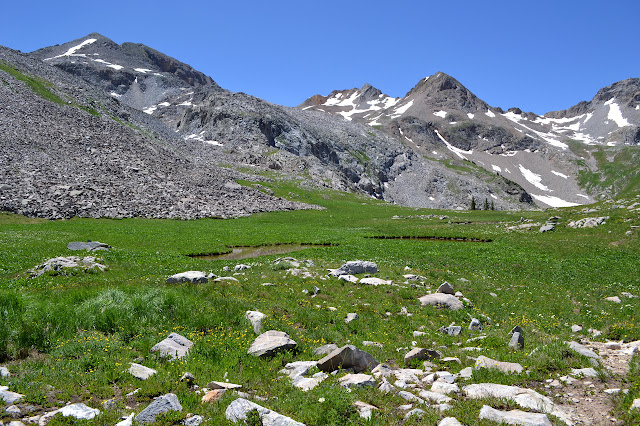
[2,0,638,114]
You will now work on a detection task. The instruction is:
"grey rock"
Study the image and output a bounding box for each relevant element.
[279,361,318,380]
[166,271,208,284]
[431,382,460,395]
[539,224,555,233]
[469,318,482,331]
[345,313,358,323]
[437,282,455,294]
[5,405,21,418]
[150,333,194,359]
[330,261,378,276]
[566,341,600,359]
[567,216,609,228]
[509,332,525,349]
[438,417,463,426]
[182,415,204,426]
[570,367,599,377]
[0,366,9,378]
[205,381,242,390]
[358,277,392,285]
[313,344,338,357]
[0,387,24,405]
[58,403,100,420]
[353,401,378,420]
[404,347,442,364]
[128,363,157,380]
[510,325,523,335]
[135,393,182,423]
[29,256,107,278]
[404,408,425,419]
[418,293,464,310]
[248,330,296,357]
[67,241,111,251]
[631,398,640,411]
[245,310,266,334]
[418,390,452,404]
[439,325,462,336]
[479,405,551,426]
[317,345,379,373]
[225,398,305,425]
[234,264,251,272]
[475,355,523,374]
[339,373,376,388]
[179,372,195,385]
[605,296,622,303]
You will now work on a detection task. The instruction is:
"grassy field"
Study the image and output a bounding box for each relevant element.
[1,182,639,425]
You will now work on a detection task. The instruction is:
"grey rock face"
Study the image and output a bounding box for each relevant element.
[419,293,464,310]
[317,345,379,373]
[225,398,305,425]
[150,333,194,359]
[330,261,378,276]
[166,271,208,284]
[248,330,297,357]
[135,393,182,423]
[67,241,111,251]
[479,405,551,426]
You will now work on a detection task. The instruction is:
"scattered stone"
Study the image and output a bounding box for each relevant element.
[0,387,24,404]
[338,274,359,283]
[0,366,9,378]
[362,341,382,348]
[509,332,525,349]
[604,388,621,395]
[566,341,601,359]
[135,393,182,423]
[418,293,464,310]
[317,345,379,373]
[205,381,242,391]
[398,390,423,403]
[458,367,473,379]
[313,344,338,357]
[377,378,396,393]
[202,389,226,403]
[404,348,441,364]
[180,372,195,386]
[59,403,100,420]
[441,357,461,364]
[571,324,583,333]
[570,367,598,378]
[248,330,297,357]
[150,333,194,360]
[5,405,21,418]
[439,325,462,336]
[245,311,266,334]
[431,382,460,395]
[213,276,239,282]
[469,318,482,331]
[165,271,208,284]
[418,390,452,404]
[404,408,425,419]
[475,355,523,374]
[605,296,621,303]
[539,224,555,233]
[438,417,463,426]
[359,277,392,285]
[371,363,394,378]
[345,313,358,323]
[567,217,609,228]
[413,330,426,337]
[438,282,455,294]
[128,363,157,380]
[225,398,305,425]
[354,401,378,420]
[479,405,551,426]
[280,361,318,381]
[67,241,111,251]
[292,372,328,391]
[183,414,204,426]
[630,398,640,411]
[489,292,498,298]
[330,261,378,276]
[29,256,107,278]
[234,264,251,271]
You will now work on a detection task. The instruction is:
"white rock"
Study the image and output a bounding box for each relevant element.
[479,405,551,426]
[566,341,600,359]
[354,401,378,419]
[418,293,464,310]
[166,271,208,284]
[338,274,359,283]
[248,330,296,357]
[431,382,459,395]
[339,373,376,388]
[225,398,305,425]
[570,367,598,378]
[345,313,358,323]
[0,366,9,378]
[115,413,135,426]
[438,417,463,426]
[128,363,157,380]
[475,355,523,374]
[59,403,100,420]
[359,277,392,286]
[0,388,24,405]
[245,311,266,334]
[150,333,194,359]
[605,296,621,303]
[631,398,640,411]
[418,390,452,404]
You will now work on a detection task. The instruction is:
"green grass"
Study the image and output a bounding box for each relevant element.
[1,182,639,424]
[0,60,67,106]
[574,145,640,197]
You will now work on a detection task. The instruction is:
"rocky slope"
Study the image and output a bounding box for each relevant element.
[0,45,312,219]
[301,73,640,207]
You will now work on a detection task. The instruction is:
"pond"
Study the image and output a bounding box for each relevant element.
[189,244,333,261]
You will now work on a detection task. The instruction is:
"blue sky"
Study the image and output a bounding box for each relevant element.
[2,0,638,114]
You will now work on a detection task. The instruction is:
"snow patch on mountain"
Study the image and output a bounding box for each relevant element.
[45,38,97,60]
[519,164,549,191]
[530,194,580,208]
[435,130,472,159]
[433,110,447,118]
[390,100,414,118]
[492,165,501,173]
[485,110,496,118]
[551,170,569,179]
[605,98,631,127]
[185,131,223,146]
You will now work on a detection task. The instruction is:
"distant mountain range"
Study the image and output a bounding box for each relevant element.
[1,33,639,218]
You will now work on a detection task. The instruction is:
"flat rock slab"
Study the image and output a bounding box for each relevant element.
[475,355,523,374]
[0,387,24,404]
[30,256,106,277]
[67,241,111,251]
[128,363,157,380]
[166,271,208,284]
[480,405,551,426]
[59,403,100,420]
[418,293,464,310]
[339,373,376,388]
[359,277,392,285]
[225,398,305,425]
[150,333,194,359]
[135,393,182,423]
[279,361,318,380]
[317,345,379,373]
[206,381,243,390]
[292,372,328,391]
[330,261,378,276]
[248,330,296,357]
[566,341,600,359]
[431,382,460,395]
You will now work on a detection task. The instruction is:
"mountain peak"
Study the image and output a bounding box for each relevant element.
[404,72,488,112]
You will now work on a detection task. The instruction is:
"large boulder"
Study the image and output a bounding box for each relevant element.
[135,393,182,423]
[150,333,194,359]
[225,398,305,425]
[248,330,297,357]
[330,261,378,276]
[166,271,208,284]
[317,345,379,373]
[128,363,157,380]
[418,293,464,310]
[0,387,24,404]
[479,405,551,426]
